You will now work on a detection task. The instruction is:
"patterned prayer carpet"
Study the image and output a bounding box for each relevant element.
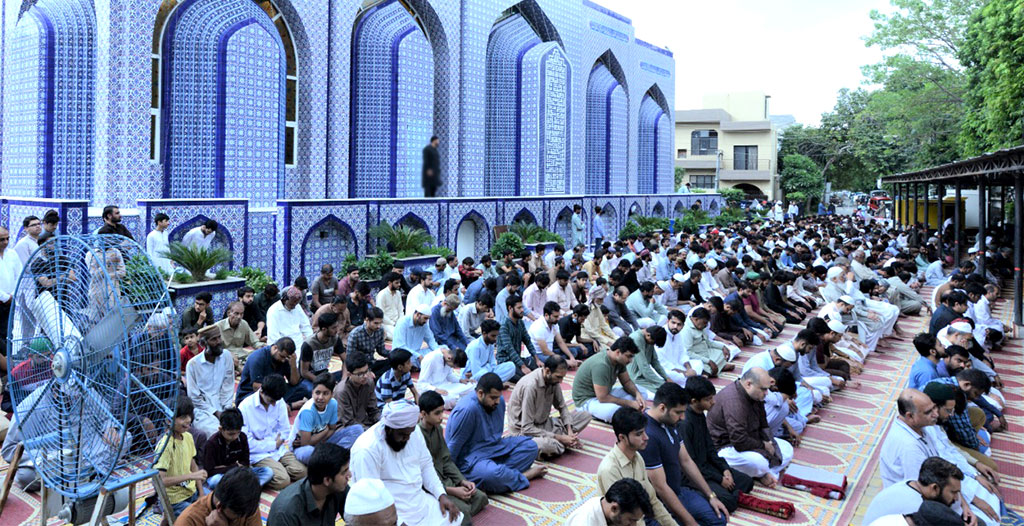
[1,288,1021,525]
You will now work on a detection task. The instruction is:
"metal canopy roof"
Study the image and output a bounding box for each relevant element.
[882,144,1024,185]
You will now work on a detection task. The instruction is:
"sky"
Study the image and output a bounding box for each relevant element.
[595,0,894,125]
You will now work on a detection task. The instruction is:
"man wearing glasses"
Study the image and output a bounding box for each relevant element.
[0,227,23,412]
[13,216,41,264]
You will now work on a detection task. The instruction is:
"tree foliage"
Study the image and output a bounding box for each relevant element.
[959,0,1024,155]
[780,154,824,205]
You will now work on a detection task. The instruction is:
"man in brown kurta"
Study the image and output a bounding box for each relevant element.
[506,356,592,456]
[705,367,793,485]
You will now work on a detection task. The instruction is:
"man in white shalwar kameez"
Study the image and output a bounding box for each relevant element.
[417,347,474,408]
[654,311,703,383]
[350,401,462,526]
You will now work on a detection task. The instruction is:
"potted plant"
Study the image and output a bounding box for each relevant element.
[162,242,232,283]
[368,222,434,255]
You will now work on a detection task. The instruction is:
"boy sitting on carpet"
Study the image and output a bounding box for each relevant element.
[155,399,207,519]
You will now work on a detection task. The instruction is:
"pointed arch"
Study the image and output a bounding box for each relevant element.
[350,0,450,198]
[455,211,491,261]
[652,202,665,217]
[300,215,358,278]
[511,208,538,226]
[2,0,95,200]
[169,214,235,267]
[586,50,629,195]
[155,0,287,208]
[638,84,672,195]
[393,212,431,237]
[484,1,571,197]
[553,206,574,242]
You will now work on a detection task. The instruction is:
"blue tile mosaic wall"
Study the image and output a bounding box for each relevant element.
[0,0,704,287]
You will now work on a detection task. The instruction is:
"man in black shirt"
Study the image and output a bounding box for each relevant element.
[96,205,134,240]
[680,376,753,512]
[557,304,595,358]
[267,443,349,526]
[422,135,441,198]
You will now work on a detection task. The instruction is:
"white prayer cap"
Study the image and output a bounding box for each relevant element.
[382,400,420,429]
[950,321,973,333]
[827,319,847,334]
[826,267,844,280]
[968,247,979,254]
[775,343,797,362]
[838,295,855,305]
[778,241,787,248]
[345,478,394,516]
[699,234,707,240]
[672,273,686,283]
[415,304,432,316]
[795,263,807,270]
[705,259,718,269]
[656,280,669,291]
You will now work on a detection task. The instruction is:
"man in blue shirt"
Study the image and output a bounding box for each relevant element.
[592,206,606,249]
[235,337,307,407]
[640,383,729,526]
[429,296,470,351]
[908,333,941,390]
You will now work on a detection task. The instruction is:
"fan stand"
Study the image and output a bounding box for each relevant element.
[0,452,174,526]
[88,471,175,526]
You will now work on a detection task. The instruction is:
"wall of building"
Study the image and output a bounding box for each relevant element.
[0,0,701,285]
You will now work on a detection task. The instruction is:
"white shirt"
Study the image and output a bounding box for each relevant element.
[0,248,24,303]
[418,349,460,388]
[145,229,173,273]
[656,328,697,368]
[266,300,312,346]
[528,317,557,352]
[184,350,235,418]
[406,284,435,317]
[376,287,404,328]
[566,496,612,526]
[182,226,214,250]
[13,236,37,265]
[238,390,291,464]
[350,423,460,526]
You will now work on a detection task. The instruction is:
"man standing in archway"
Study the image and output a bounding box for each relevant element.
[423,136,441,198]
[571,205,586,248]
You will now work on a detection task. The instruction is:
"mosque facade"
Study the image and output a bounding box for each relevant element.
[0,0,720,283]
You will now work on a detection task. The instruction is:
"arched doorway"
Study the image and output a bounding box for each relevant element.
[301,216,357,278]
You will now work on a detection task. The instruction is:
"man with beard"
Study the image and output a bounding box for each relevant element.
[96,205,134,239]
[656,310,704,383]
[351,400,462,526]
[267,444,350,525]
[909,333,945,390]
[567,478,652,526]
[185,324,235,436]
[863,457,965,526]
[446,373,546,493]
[507,355,592,458]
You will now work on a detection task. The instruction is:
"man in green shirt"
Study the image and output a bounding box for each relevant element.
[419,391,488,524]
[571,336,644,422]
[627,326,671,399]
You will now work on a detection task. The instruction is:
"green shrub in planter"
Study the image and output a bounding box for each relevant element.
[228,266,275,293]
[630,215,670,233]
[162,242,232,283]
[617,221,645,240]
[719,188,744,207]
[490,232,525,260]
[368,222,433,254]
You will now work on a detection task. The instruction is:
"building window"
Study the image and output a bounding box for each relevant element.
[690,129,717,155]
[689,174,715,189]
[151,0,298,167]
[676,148,687,159]
[733,145,758,170]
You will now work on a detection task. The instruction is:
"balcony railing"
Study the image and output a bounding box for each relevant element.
[723,158,772,171]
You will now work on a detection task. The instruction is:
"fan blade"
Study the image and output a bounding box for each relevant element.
[83,307,139,353]
[29,291,83,344]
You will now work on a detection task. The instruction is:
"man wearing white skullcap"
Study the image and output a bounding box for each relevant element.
[344,478,397,525]
[392,303,444,368]
[350,400,462,526]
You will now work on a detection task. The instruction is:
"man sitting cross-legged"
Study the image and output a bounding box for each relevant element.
[237,373,307,490]
[595,407,676,526]
[571,336,645,422]
[641,382,730,526]
[185,324,235,437]
[464,319,515,383]
[626,325,671,400]
[350,400,463,526]
[507,355,592,458]
[706,367,793,488]
[681,375,754,513]
[419,390,489,525]
[446,373,547,493]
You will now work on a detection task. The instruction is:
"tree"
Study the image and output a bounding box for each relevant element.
[780,154,824,209]
[674,167,686,191]
[959,0,1024,155]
